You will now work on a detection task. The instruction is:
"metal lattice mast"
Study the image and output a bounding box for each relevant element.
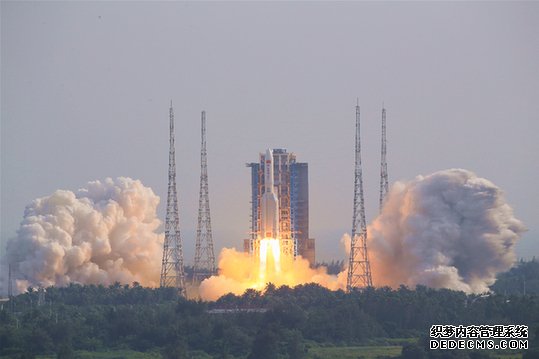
[160,101,186,295]
[347,100,373,291]
[379,106,389,213]
[193,111,216,283]
[8,264,14,312]
[8,264,12,298]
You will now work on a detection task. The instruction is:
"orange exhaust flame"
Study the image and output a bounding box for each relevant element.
[198,239,347,301]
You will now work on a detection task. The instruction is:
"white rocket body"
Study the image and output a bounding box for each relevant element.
[260,149,280,239]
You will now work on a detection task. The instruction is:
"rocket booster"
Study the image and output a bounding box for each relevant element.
[260,149,280,239]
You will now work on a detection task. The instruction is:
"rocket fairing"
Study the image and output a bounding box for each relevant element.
[260,149,280,239]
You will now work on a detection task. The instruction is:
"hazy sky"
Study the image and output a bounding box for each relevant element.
[2,1,538,266]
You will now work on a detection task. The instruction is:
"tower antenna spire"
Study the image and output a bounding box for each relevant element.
[347,100,373,291]
[8,264,14,312]
[160,102,186,295]
[379,105,389,212]
[193,110,216,284]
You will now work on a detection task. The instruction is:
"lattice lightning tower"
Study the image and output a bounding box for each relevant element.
[379,106,389,213]
[8,264,14,312]
[160,101,186,295]
[347,100,373,291]
[193,111,216,283]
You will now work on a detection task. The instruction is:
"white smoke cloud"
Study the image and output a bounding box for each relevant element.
[4,170,525,297]
[5,177,163,293]
[369,169,526,293]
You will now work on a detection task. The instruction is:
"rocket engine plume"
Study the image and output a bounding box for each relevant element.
[5,177,163,293]
[369,169,526,293]
[198,248,347,301]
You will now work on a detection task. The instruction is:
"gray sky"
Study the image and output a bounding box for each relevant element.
[2,1,538,267]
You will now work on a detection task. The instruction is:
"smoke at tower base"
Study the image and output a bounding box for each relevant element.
[369,168,526,293]
[5,177,163,293]
[200,169,525,299]
[5,169,525,298]
[198,247,347,301]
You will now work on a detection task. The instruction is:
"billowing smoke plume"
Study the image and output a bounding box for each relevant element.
[198,169,525,299]
[199,248,347,301]
[6,177,163,293]
[369,169,525,293]
[5,169,525,298]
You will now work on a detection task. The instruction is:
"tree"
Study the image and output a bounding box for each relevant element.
[162,337,188,359]
[247,328,279,359]
[56,344,74,359]
[285,330,306,359]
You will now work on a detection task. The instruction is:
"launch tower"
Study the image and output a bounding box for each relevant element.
[160,102,186,295]
[379,106,389,212]
[193,111,216,283]
[347,101,373,290]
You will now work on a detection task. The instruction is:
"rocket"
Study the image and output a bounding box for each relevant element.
[260,149,280,239]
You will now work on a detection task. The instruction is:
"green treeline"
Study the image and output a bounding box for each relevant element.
[490,258,539,295]
[1,282,538,359]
